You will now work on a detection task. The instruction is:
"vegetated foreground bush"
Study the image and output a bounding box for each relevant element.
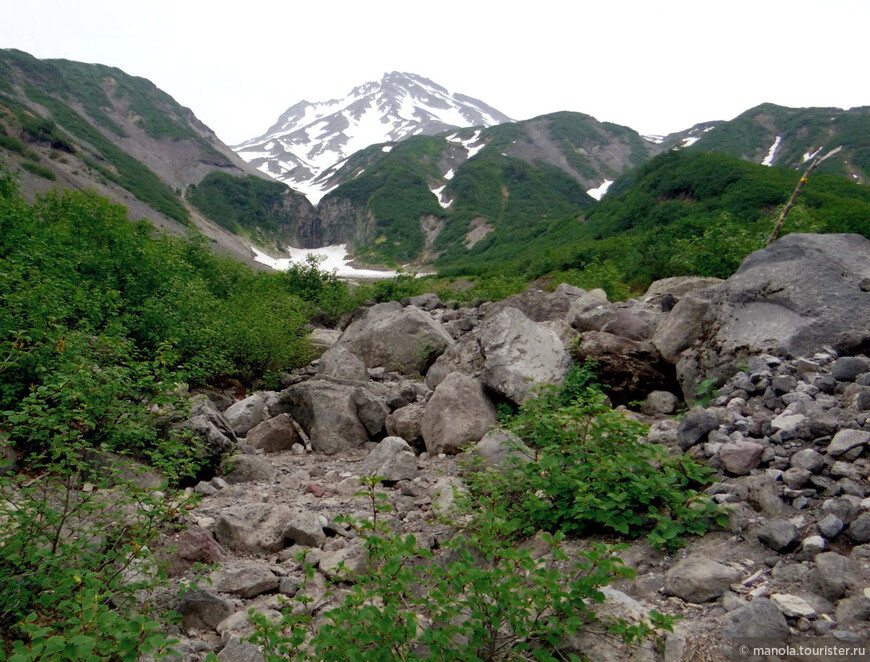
[468,364,726,550]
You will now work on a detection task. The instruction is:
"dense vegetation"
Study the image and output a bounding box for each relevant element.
[187,171,312,249]
[437,149,870,297]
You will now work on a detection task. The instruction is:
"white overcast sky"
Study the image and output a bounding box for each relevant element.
[1,0,867,145]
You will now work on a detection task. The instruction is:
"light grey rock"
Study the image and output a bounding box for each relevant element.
[601,307,656,341]
[209,563,279,598]
[811,552,861,601]
[641,390,680,416]
[800,536,827,556]
[384,402,425,446]
[337,303,453,376]
[790,448,826,473]
[818,514,845,539]
[652,289,716,365]
[404,293,444,311]
[770,593,816,619]
[663,557,741,603]
[317,346,369,382]
[246,414,300,453]
[644,276,724,301]
[466,428,533,471]
[216,636,265,662]
[835,596,870,625]
[719,440,765,475]
[421,373,498,454]
[827,429,870,457]
[566,288,610,330]
[214,504,293,555]
[223,395,268,438]
[360,437,417,482]
[757,519,801,552]
[175,590,234,631]
[178,395,237,471]
[478,307,572,404]
[425,333,485,390]
[282,510,327,548]
[222,455,276,485]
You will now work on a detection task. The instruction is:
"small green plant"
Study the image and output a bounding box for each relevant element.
[694,378,718,407]
[467,364,724,550]
[238,476,676,661]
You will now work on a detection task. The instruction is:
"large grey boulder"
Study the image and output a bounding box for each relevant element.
[425,334,485,390]
[317,346,369,382]
[385,403,425,446]
[666,234,870,398]
[644,276,723,301]
[223,394,267,437]
[652,289,717,365]
[222,454,277,484]
[466,428,533,471]
[360,436,417,482]
[566,288,611,331]
[663,557,741,603]
[337,302,453,376]
[421,373,498,455]
[245,414,300,453]
[214,504,293,554]
[721,597,789,639]
[274,379,369,454]
[478,307,572,404]
[209,562,279,599]
[175,590,234,631]
[177,395,237,471]
[492,284,585,323]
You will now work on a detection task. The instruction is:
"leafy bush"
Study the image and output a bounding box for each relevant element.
[468,365,724,550]
[236,477,675,661]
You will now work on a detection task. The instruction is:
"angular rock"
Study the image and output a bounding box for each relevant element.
[847,512,870,544]
[719,440,765,476]
[663,557,741,603]
[827,429,870,457]
[574,331,676,405]
[644,276,723,301]
[652,289,715,364]
[177,395,237,471]
[224,394,267,437]
[494,285,583,323]
[317,346,369,382]
[722,597,790,639]
[466,428,533,471]
[246,414,300,453]
[158,526,226,577]
[421,373,498,454]
[600,307,655,341]
[757,519,801,552]
[425,333,485,390]
[209,562,279,598]
[351,388,390,437]
[175,590,234,631]
[360,436,417,482]
[770,593,816,619]
[337,303,453,376]
[835,596,870,625]
[275,379,369,454]
[818,514,845,539]
[566,288,611,330]
[479,307,571,404]
[282,510,327,548]
[811,552,861,601]
[222,454,277,484]
[216,636,266,662]
[677,408,719,450]
[790,448,825,473]
[404,293,445,311]
[667,234,870,398]
[384,403,425,446]
[214,504,293,554]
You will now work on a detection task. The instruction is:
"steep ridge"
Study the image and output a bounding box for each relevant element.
[0,48,315,268]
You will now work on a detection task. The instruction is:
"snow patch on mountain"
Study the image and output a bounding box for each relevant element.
[251,245,397,279]
[762,135,782,166]
[586,179,613,201]
[234,72,511,204]
[430,185,452,209]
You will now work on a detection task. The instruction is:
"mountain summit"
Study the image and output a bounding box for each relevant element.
[233,72,513,203]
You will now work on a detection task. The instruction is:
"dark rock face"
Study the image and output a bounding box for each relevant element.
[667,234,870,397]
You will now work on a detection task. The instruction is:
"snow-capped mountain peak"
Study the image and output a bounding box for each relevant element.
[233,72,512,204]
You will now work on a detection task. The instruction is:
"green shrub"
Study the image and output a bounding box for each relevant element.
[19,160,55,180]
[236,477,675,661]
[468,365,725,550]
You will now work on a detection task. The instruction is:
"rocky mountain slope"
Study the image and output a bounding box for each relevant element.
[0,48,314,267]
[234,72,513,204]
[150,232,870,660]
